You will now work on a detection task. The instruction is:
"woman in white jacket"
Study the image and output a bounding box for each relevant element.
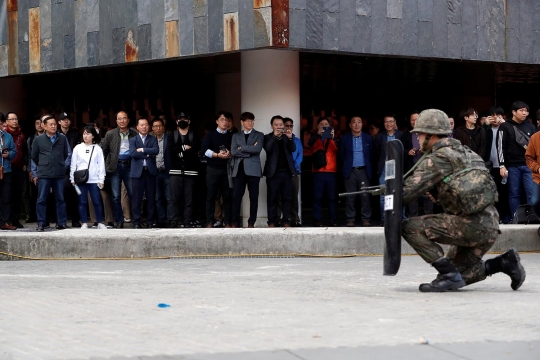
[70,126,107,229]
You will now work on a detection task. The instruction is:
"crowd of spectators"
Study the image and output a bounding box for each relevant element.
[0,100,539,231]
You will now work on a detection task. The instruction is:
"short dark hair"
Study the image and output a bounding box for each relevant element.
[383,113,396,120]
[115,111,128,119]
[41,114,56,125]
[241,112,255,121]
[83,125,101,144]
[460,108,477,119]
[512,101,529,112]
[410,111,420,117]
[536,109,540,120]
[0,112,4,121]
[270,115,284,125]
[136,117,149,126]
[489,106,505,116]
[5,112,16,120]
[283,117,293,124]
[349,115,362,123]
[317,116,329,125]
[152,118,164,127]
[215,111,228,121]
[226,112,234,121]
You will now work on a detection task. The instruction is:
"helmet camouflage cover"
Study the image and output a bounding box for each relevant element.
[411,109,453,135]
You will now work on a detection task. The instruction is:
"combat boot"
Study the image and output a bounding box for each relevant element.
[419,257,466,292]
[484,248,526,290]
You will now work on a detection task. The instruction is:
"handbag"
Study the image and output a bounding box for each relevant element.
[312,138,331,170]
[513,126,530,150]
[73,145,95,184]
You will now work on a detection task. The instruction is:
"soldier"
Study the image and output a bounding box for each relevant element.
[401,109,526,292]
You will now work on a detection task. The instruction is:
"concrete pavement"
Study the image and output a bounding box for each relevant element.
[0,225,539,260]
[0,255,539,359]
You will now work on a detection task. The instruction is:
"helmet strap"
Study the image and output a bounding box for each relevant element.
[421,134,432,152]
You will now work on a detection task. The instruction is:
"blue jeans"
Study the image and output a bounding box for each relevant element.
[155,172,172,223]
[532,181,540,216]
[37,178,67,226]
[78,183,103,224]
[379,172,385,222]
[313,172,336,223]
[110,162,132,224]
[507,166,533,216]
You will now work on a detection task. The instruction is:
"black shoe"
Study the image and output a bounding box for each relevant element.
[107,222,115,229]
[12,221,24,229]
[168,222,178,228]
[485,248,526,290]
[36,224,44,232]
[419,258,466,292]
[134,224,141,229]
[114,223,124,229]
[71,222,82,228]
[55,225,67,230]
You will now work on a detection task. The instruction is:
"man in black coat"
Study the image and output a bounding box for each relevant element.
[31,115,71,231]
[374,113,404,224]
[263,115,296,227]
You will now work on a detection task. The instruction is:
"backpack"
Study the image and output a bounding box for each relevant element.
[439,147,498,215]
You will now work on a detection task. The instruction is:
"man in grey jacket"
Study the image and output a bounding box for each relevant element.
[230,112,264,228]
[101,111,137,228]
[31,115,71,231]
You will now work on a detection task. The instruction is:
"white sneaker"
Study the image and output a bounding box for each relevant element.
[97,223,108,229]
[213,220,223,227]
[124,218,132,223]
[81,223,88,229]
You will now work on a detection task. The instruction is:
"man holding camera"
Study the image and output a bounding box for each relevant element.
[263,115,297,227]
[201,111,233,228]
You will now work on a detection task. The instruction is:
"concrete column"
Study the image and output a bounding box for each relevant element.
[240,49,300,227]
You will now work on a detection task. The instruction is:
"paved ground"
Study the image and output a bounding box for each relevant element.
[0,255,538,360]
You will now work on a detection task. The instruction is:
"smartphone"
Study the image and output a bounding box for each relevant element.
[219,145,227,152]
[322,126,332,140]
[2,148,8,154]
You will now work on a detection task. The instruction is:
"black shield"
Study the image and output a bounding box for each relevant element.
[383,140,404,276]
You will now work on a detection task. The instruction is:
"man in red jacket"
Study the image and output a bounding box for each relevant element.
[5,112,27,228]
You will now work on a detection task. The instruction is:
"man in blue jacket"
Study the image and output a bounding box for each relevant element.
[339,116,373,227]
[129,118,159,228]
[0,115,18,230]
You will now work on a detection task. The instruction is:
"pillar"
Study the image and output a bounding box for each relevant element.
[240,49,300,227]
[0,76,25,120]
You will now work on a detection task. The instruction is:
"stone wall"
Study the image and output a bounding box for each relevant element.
[0,0,538,78]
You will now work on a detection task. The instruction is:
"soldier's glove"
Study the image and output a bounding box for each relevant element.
[370,185,386,196]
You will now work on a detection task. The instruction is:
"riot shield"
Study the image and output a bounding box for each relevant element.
[383,140,404,276]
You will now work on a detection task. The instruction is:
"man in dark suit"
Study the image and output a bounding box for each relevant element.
[230,112,264,228]
[263,115,297,227]
[339,115,373,227]
[374,113,404,224]
[152,117,171,228]
[129,118,159,228]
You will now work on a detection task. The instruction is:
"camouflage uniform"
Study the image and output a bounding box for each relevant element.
[402,137,500,285]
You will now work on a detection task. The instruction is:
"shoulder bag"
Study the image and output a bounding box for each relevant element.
[312,138,331,170]
[74,145,95,184]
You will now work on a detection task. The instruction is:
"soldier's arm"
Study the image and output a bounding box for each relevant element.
[403,154,451,204]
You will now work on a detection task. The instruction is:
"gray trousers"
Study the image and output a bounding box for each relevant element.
[344,168,372,222]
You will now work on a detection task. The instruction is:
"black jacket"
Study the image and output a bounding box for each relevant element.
[167,129,200,176]
[453,125,486,159]
[497,119,537,168]
[263,133,297,177]
[31,133,71,179]
[60,128,81,153]
[374,130,404,177]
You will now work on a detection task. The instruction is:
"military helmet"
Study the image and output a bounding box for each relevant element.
[411,109,453,135]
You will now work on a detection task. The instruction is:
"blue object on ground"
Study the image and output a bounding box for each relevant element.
[157,303,170,308]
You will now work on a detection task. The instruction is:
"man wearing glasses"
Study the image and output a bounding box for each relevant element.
[31,115,72,231]
[374,113,404,225]
[282,117,303,226]
[151,117,171,228]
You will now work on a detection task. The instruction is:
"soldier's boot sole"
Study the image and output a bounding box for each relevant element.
[419,273,466,293]
[501,248,526,290]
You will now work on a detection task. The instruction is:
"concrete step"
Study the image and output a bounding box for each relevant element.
[0,225,539,260]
